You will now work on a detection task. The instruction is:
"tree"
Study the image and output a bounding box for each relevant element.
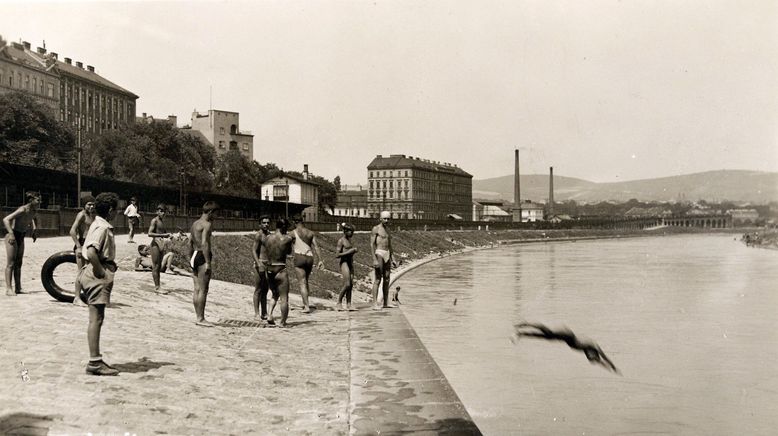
[0,91,75,170]
[214,150,266,197]
[333,175,341,191]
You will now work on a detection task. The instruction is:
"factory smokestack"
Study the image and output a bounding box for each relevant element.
[513,149,522,222]
[548,166,554,218]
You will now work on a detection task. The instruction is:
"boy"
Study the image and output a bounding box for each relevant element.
[189,201,219,326]
[3,191,40,296]
[69,195,95,306]
[78,192,120,376]
[123,196,141,243]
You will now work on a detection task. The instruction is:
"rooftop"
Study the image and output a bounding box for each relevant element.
[368,154,472,177]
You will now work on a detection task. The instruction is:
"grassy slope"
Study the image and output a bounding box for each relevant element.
[166,226,723,300]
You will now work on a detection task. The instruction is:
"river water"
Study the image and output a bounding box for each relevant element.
[397,234,778,435]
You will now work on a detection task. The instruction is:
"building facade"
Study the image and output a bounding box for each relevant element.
[514,200,545,222]
[0,37,138,133]
[472,200,512,222]
[260,167,320,222]
[188,110,253,159]
[333,184,368,218]
[0,39,60,111]
[367,154,472,220]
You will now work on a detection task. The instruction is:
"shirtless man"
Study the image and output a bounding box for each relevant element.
[69,195,96,305]
[513,322,620,374]
[148,204,173,294]
[291,216,324,313]
[264,218,295,327]
[3,192,40,296]
[189,201,219,326]
[335,223,357,311]
[371,211,396,309]
[251,215,272,320]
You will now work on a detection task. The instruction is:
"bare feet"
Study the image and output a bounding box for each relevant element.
[301,306,311,314]
[5,289,16,296]
[335,303,343,311]
[347,304,356,311]
[195,320,215,327]
[155,287,169,295]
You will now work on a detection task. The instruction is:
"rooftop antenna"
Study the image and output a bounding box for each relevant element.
[209,85,212,112]
[42,40,46,49]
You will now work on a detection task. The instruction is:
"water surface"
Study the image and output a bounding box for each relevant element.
[398,234,778,435]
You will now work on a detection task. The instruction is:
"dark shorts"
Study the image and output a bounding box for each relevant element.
[190,251,210,271]
[74,237,85,253]
[129,216,140,227]
[8,230,25,246]
[294,254,314,273]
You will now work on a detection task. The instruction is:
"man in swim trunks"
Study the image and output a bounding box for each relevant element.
[123,196,141,243]
[291,215,324,313]
[78,192,120,376]
[69,194,96,305]
[264,218,295,327]
[371,210,396,309]
[3,191,40,296]
[251,215,272,321]
[189,201,219,327]
[335,223,357,311]
[148,204,173,294]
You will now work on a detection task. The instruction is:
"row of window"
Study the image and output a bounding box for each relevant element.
[1,68,55,98]
[369,170,411,178]
[218,140,250,151]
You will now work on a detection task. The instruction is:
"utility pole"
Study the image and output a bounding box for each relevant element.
[285,179,289,218]
[77,115,82,208]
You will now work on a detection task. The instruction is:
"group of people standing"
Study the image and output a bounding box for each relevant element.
[3,192,399,376]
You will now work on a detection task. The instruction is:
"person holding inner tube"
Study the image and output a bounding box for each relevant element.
[147,204,173,295]
[3,191,39,296]
[69,195,96,306]
[77,192,120,376]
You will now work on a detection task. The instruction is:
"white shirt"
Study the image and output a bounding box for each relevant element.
[123,203,139,218]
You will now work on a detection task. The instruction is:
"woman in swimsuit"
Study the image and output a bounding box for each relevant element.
[3,192,40,296]
[147,204,172,294]
[335,223,358,311]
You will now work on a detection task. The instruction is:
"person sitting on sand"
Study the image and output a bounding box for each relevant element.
[335,223,357,311]
[513,322,620,374]
[135,244,177,274]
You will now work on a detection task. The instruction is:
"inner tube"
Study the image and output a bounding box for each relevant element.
[40,250,78,303]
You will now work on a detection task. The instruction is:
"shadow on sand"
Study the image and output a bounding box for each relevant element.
[112,357,175,373]
[0,412,62,436]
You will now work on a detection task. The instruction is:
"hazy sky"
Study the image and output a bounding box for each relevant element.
[2,0,777,184]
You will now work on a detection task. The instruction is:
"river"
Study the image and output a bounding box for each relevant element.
[397,234,778,435]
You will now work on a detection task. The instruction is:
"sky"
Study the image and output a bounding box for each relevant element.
[2,0,777,185]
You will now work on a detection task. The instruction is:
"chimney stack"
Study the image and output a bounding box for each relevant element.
[76,61,83,69]
[22,41,31,50]
[303,164,309,180]
[87,65,94,72]
[50,52,58,60]
[37,47,46,54]
[64,57,72,64]
[548,166,554,217]
[512,149,522,222]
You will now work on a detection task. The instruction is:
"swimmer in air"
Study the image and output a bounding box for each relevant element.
[514,322,620,374]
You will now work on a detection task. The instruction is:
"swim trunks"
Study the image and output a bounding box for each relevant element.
[294,254,314,273]
[190,251,210,271]
[73,236,86,253]
[375,249,391,263]
[8,230,25,244]
[129,216,140,227]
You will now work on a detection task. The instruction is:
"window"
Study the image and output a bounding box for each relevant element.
[39,80,44,94]
[405,170,408,177]
[229,141,238,150]
[242,143,249,151]
[24,74,29,89]
[218,140,225,149]
[8,74,11,87]
[369,171,373,178]
[32,77,37,93]
[231,125,237,134]
[220,127,225,135]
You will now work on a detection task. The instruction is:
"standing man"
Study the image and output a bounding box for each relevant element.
[123,197,141,244]
[291,216,324,314]
[3,191,39,296]
[251,215,271,321]
[147,204,172,294]
[371,211,395,309]
[264,218,295,327]
[78,192,120,376]
[69,194,96,305]
[189,201,219,327]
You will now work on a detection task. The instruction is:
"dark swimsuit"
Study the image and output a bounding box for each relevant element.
[190,251,211,271]
[74,237,85,253]
[12,230,25,244]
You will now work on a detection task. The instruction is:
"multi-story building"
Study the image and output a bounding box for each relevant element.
[472,200,512,222]
[333,184,368,218]
[0,39,60,111]
[137,113,177,126]
[367,154,472,220]
[514,200,545,222]
[187,109,253,160]
[260,165,320,222]
[0,37,138,134]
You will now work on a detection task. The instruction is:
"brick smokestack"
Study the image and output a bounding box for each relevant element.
[513,149,522,222]
[548,166,554,217]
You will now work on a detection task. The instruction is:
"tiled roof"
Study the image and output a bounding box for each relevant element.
[0,43,54,74]
[55,60,138,98]
[263,175,321,187]
[367,155,472,177]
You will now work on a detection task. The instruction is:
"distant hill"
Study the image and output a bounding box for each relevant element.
[473,170,778,203]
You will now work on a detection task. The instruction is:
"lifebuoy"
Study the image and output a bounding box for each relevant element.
[40,251,78,303]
